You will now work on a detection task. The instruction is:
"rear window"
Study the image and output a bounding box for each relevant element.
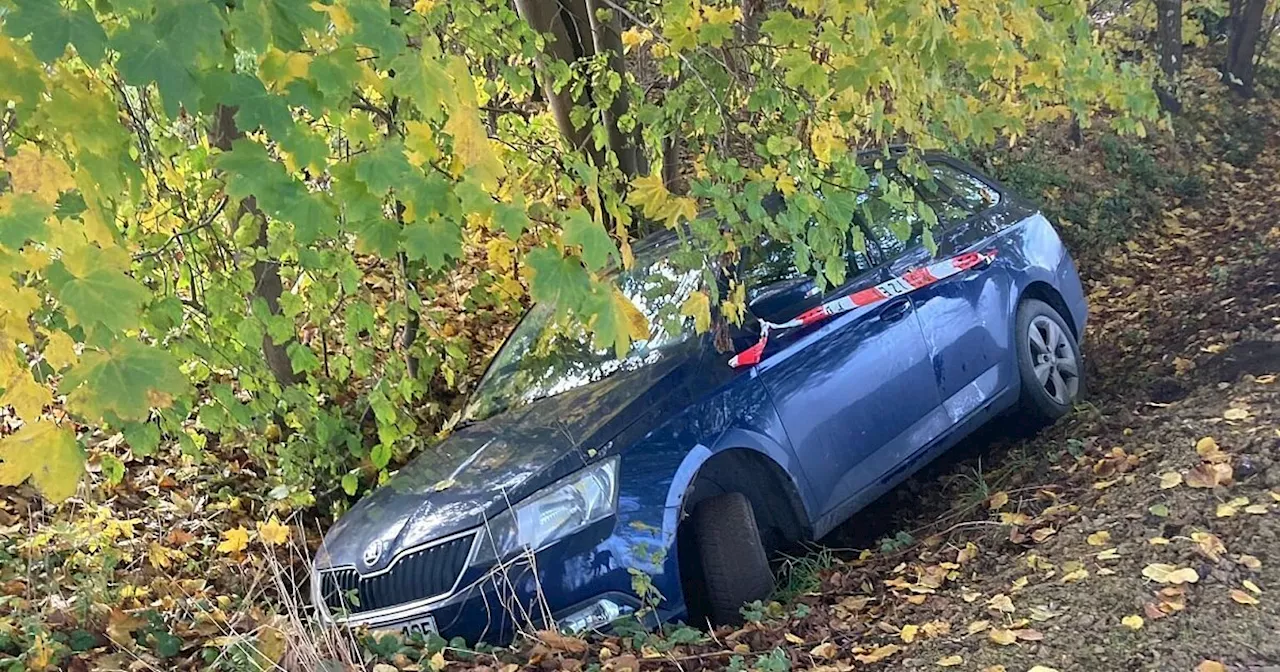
[915,163,1000,225]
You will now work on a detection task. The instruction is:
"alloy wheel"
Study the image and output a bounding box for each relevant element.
[1028,315,1079,405]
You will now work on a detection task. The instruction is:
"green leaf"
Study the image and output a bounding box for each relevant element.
[341,472,359,496]
[370,442,392,469]
[0,194,52,249]
[229,0,326,53]
[403,219,462,270]
[353,142,415,195]
[760,11,813,44]
[206,73,294,137]
[527,248,592,316]
[286,342,320,374]
[3,0,107,65]
[404,173,460,221]
[495,202,529,239]
[353,218,402,258]
[345,0,404,63]
[61,340,190,423]
[113,22,202,117]
[123,421,161,457]
[389,52,454,121]
[562,208,618,271]
[309,48,362,105]
[55,267,151,334]
[583,283,648,358]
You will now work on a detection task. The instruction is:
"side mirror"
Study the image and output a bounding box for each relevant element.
[747,276,820,324]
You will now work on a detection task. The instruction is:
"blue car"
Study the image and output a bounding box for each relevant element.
[311,152,1087,644]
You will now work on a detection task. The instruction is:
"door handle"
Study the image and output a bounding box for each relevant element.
[878,299,912,323]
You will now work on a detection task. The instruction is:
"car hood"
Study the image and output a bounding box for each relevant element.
[319,341,702,573]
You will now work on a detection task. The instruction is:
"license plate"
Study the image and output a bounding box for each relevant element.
[398,615,437,640]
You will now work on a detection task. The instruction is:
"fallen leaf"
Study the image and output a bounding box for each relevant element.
[1239,554,1263,569]
[257,516,291,546]
[1192,531,1227,562]
[1143,563,1199,584]
[1196,662,1226,672]
[1086,530,1111,546]
[1186,463,1231,488]
[1031,526,1057,543]
[1061,568,1089,582]
[1196,436,1221,457]
[784,632,804,645]
[1149,536,1170,545]
[216,527,251,554]
[1231,589,1260,605]
[900,624,919,643]
[989,491,1009,511]
[1097,548,1121,561]
[1012,628,1044,641]
[968,619,991,634]
[937,655,963,667]
[988,629,1017,645]
[1028,667,1061,672]
[1217,502,1238,518]
[1159,472,1183,489]
[1244,580,1262,594]
[1223,407,1250,420]
[537,630,587,654]
[853,644,901,664]
[987,594,1014,612]
[809,642,838,659]
[1121,615,1144,630]
[957,542,979,564]
[1245,503,1270,515]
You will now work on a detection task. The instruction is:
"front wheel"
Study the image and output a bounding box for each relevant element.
[690,493,774,626]
[1015,299,1084,422]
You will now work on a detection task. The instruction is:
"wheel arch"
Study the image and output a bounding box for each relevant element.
[1018,280,1079,342]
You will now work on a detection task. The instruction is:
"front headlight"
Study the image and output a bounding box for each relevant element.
[472,457,619,565]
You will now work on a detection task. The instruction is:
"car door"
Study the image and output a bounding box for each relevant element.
[744,230,945,523]
[885,158,1014,423]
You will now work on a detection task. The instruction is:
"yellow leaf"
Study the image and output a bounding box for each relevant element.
[405,120,439,167]
[784,632,804,645]
[1159,472,1182,489]
[937,655,963,667]
[0,420,82,503]
[620,27,652,53]
[429,651,447,671]
[809,641,838,659]
[1223,407,1250,420]
[1028,667,1060,672]
[1060,568,1089,583]
[987,593,1014,612]
[967,619,990,634]
[1195,661,1226,672]
[988,628,1017,645]
[680,291,712,334]
[1243,579,1262,594]
[899,624,918,643]
[1086,530,1111,546]
[1230,589,1260,605]
[259,48,312,89]
[810,118,845,163]
[988,491,1009,511]
[42,330,78,371]
[1217,502,1238,518]
[626,173,699,228]
[444,58,506,189]
[853,644,900,663]
[28,633,55,671]
[1121,615,1144,630]
[0,352,52,421]
[1239,554,1263,569]
[257,517,291,546]
[1245,503,1270,515]
[217,527,251,554]
[1195,436,1220,456]
[3,144,74,204]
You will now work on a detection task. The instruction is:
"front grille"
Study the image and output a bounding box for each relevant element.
[318,533,474,615]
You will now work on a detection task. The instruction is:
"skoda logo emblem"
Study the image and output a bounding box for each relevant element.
[363,539,388,567]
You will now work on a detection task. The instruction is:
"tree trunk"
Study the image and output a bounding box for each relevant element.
[1225,0,1268,97]
[1156,0,1183,78]
[583,0,640,177]
[210,105,301,388]
[513,0,601,164]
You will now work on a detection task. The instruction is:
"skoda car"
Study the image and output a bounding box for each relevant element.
[311,152,1087,644]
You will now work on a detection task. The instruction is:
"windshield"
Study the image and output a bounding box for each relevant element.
[464,242,704,422]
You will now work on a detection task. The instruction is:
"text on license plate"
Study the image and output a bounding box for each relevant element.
[398,615,437,640]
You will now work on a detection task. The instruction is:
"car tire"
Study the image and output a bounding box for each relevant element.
[1015,299,1084,422]
[691,492,774,626]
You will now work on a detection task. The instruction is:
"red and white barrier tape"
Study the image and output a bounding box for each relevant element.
[728,249,997,368]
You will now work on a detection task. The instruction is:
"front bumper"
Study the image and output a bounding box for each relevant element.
[314,517,648,644]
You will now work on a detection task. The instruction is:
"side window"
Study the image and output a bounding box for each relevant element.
[917,163,1001,225]
[856,171,922,262]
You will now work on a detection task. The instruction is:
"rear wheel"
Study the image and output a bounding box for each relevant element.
[689,493,774,625]
[1015,299,1083,421]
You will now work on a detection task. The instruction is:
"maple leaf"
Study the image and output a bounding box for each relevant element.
[0,420,83,503]
[2,0,107,65]
[112,22,203,117]
[257,517,291,546]
[42,330,78,370]
[681,291,712,334]
[585,285,650,358]
[61,340,190,423]
[53,264,150,335]
[403,219,463,271]
[527,248,593,316]
[443,57,506,189]
[0,193,53,251]
[562,209,619,272]
[0,350,51,421]
[217,526,251,554]
[3,144,74,205]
